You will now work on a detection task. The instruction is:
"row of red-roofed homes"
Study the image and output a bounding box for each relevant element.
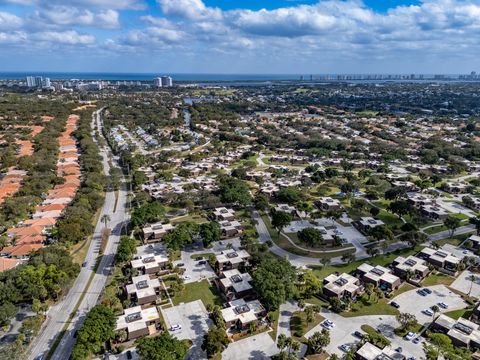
[0,115,81,271]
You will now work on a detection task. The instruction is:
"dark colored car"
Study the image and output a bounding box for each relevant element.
[198,260,207,265]
[423,288,432,294]
[353,331,364,338]
[390,301,400,308]
[126,350,132,359]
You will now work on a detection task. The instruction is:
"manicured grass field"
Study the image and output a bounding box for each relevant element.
[262,215,355,259]
[172,279,223,306]
[444,307,474,320]
[422,272,455,286]
[309,246,422,280]
[290,310,325,340]
[268,309,280,341]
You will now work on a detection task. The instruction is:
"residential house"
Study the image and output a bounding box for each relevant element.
[356,342,404,360]
[352,217,385,234]
[322,273,362,299]
[418,247,460,272]
[419,205,448,220]
[217,269,253,301]
[219,220,243,239]
[316,197,342,212]
[212,207,236,221]
[431,314,480,349]
[116,306,161,340]
[215,249,250,274]
[356,263,401,291]
[221,299,266,331]
[126,275,161,305]
[142,222,175,242]
[392,255,430,281]
[131,254,169,275]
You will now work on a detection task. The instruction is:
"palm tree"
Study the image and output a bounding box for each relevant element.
[277,333,287,353]
[101,214,111,229]
[431,304,440,321]
[468,274,476,297]
[365,283,374,301]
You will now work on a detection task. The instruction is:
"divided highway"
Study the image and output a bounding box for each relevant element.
[27,109,129,360]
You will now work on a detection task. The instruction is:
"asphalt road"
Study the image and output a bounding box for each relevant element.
[427,224,475,241]
[27,109,129,360]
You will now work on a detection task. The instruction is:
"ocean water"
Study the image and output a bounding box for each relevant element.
[0,72,304,82]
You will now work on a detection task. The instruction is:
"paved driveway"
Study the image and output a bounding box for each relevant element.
[391,285,467,323]
[305,310,424,359]
[162,300,211,360]
[162,300,210,341]
[222,332,278,360]
[451,270,480,298]
[175,253,216,284]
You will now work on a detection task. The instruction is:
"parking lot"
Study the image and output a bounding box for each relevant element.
[451,270,480,298]
[174,253,216,284]
[162,300,210,341]
[391,284,467,324]
[162,300,211,360]
[305,310,425,359]
[222,332,277,360]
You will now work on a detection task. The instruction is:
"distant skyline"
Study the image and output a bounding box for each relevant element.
[0,0,479,74]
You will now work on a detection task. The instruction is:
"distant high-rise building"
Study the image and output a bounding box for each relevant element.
[161,76,173,87]
[34,76,43,88]
[42,77,51,88]
[153,77,162,87]
[26,76,36,87]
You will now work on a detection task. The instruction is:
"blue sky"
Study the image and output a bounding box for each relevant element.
[0,0,478,73]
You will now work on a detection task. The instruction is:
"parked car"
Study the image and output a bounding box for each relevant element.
[404,332,416,341]
[177,263,185,267]
[82,261,88,267]
[340,344,351,352]
[417,289,427,296]
[413,337,421,344]
[126,350,133,360]
[423,288,432,294]
[390,301,400,308]
[322,320,335,329]
[198,260,207,265]
[170,324,182,331]
[423,308,434,316]
[438,302,448,309]
[395,347,403,353]
[353,331,364,338]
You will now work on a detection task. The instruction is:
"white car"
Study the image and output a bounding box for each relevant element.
[423,309,434,316]
[340,344,351,352]
[322,320,335,329]
[438,302,448,309]
[170,324,182,331]
[404,332,416,341]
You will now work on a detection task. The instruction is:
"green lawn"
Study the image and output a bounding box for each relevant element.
[190,252,214,260]
[262,215,355,259]
[290,310,325,340]
[376,210,404,229]
[424,224,448,234]
[444,307,474,320]
[268,309,280,341]
[172,280,223,307]
[309,246,422,280]
[422,272,455,287]
[341,284,415,318]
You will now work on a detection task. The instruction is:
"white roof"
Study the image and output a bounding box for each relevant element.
[116,305,159,333]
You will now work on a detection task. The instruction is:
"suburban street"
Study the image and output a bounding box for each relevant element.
[27,109,129,360]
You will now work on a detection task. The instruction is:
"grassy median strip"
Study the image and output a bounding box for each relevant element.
[45,256,102,359]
